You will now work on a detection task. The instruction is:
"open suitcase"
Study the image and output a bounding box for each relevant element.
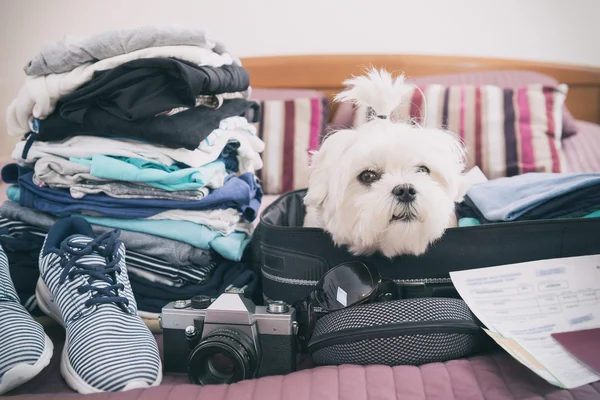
[252,189,600,308]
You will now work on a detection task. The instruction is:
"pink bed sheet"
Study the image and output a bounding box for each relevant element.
[9,353,600,399]
[4,312,600,399]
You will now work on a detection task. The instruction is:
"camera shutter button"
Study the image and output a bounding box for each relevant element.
[267,301,289,314]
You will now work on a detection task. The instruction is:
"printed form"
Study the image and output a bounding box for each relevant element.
[450,255,600,388]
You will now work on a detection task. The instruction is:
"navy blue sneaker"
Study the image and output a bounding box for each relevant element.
[36,217,162,393]
[0,243,53,395]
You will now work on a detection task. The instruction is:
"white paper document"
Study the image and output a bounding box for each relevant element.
[464,165,488,185]
[450,255,600,388]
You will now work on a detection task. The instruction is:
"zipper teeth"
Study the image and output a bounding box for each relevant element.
[394,277,453,284]
[261,269,318,286]
[262,270,452,286]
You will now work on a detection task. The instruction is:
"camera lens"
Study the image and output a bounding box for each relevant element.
[188,328,258,385]
[206,352,235,379]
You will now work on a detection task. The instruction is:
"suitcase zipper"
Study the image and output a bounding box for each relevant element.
[262,270,453,287]
[308,320,481,352]
[261,269,318,286]
[394,277,453,285]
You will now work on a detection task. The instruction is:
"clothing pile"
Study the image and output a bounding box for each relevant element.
[457,172,600,226]
[1,26,264,316]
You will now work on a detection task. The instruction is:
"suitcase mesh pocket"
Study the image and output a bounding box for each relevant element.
[309,298,483,366]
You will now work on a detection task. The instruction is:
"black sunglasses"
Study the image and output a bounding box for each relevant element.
[300,261,398,343]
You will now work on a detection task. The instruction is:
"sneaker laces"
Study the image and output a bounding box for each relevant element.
[57,230,130,312]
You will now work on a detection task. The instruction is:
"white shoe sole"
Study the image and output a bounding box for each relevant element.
[36,278,163,394]
[0,334,54,395]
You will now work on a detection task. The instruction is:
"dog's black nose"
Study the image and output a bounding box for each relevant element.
[392,184,417,203]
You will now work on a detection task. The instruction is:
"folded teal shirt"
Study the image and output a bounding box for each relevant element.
[71,155,226,191]
[72,214,250,262]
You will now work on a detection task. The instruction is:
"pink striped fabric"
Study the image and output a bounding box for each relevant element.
[354,84,568,179]
[256,97,326,194]
[516,87,535,173]
[332,70,579,137]
[563,120,600,173]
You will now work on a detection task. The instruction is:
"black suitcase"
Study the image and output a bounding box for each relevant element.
[252,189,600,306]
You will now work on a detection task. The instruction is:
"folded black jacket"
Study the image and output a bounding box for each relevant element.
[129,260,257,300]
[518,184,600,220]
[37,98,258,150]
[59,58,250,123]
[130,260,259,313]
[456,187,600,224]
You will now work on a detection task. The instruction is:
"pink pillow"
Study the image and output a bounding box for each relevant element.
[353,83,567,179]
[250,88,329,194]
[331,70,578,137]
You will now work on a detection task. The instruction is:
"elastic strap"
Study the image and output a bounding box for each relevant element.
[22,133,37,160]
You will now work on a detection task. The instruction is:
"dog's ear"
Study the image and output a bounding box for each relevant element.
[449,135,470,202]
[426,128,469,202]
[304,129,358,210]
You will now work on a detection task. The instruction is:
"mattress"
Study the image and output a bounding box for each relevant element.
[2,121,600,398]
[6,303,600,399]
[9,346,600,399]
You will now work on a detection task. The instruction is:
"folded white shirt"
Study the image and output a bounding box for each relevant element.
[13,117,265,170]
[146,208,254,236]
[6,46,235,136]
[201,117,265,173]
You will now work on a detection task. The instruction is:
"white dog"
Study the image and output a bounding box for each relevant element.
[303,69,469,258]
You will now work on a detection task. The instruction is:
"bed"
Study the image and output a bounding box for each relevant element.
[5,54,600,399]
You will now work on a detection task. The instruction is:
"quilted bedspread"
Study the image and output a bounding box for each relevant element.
[8,353,600,400]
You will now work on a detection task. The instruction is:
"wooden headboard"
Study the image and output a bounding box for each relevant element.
[241,54,600,124]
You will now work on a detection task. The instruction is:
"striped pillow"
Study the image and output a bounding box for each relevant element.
[256,97,327,194]
[354,84,568,179]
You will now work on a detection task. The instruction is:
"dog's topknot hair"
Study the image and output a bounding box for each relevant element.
[333,68,413,120]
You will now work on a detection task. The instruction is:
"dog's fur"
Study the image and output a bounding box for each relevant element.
[303,69,469,257]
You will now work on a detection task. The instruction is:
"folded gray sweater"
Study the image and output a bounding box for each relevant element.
[24,25,228,76]
[0,200,212,267]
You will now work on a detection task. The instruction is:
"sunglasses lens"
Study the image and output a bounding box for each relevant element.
[315,261,378,311]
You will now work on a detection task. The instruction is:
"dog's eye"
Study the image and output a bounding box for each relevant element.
[358,170,381,184]
[417,165,431,174]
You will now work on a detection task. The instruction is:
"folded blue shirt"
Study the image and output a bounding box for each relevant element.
[467,173,600,221]
[73,215,250,261]
[2,164,262,221]
[71,155,226,191]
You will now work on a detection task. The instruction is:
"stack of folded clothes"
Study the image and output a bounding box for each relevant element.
[457,172,600,226]
[1,26,264,316]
